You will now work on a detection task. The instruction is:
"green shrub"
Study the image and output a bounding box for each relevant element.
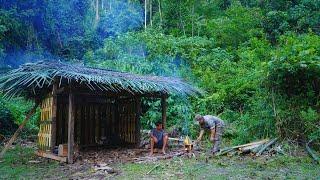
[0,99,17,136]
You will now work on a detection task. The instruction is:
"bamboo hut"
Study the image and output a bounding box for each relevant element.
[0,61,200,163]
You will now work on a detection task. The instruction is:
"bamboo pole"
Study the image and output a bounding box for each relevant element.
[161,96,167,129]
[51,83,58,151]
[229,139,269,150]
[67,90,75,163]
[0,103,39,158]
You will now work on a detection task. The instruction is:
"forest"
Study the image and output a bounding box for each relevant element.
[0,0,319,179]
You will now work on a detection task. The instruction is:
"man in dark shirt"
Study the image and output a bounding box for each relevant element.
[150,121,168,155]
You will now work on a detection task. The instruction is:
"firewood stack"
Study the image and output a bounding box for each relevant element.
[217,138,279,156]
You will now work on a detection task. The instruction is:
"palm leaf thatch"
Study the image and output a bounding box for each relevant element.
[0,61,201,99]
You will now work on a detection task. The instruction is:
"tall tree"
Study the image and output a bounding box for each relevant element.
[144,0,147,29]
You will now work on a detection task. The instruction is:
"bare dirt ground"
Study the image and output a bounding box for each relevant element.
[1,140,319,179]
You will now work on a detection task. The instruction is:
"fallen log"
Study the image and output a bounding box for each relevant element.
[0,103,39,159]
[306,140,319,164]
[256,138,278,156]
[239,143,264,153]
[231,139,269,149]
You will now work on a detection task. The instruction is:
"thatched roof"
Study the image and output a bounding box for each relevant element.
[0,61,201,98]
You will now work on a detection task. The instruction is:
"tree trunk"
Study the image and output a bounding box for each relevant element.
[101,0,104,10]
[95,0,100,24]
[158,0,162,27]
[191,2,195,37]
[179,1,186,36]
[144,0,147,29]
[150,0,153,27]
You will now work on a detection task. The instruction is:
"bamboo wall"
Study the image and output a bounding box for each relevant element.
[55,95,141,148]
[38,97,53,151]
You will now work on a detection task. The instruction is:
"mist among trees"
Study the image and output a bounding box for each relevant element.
[0,0,319,146]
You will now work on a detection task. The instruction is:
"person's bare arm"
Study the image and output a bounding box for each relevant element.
[197,129,205,141]
[210,128,215,142]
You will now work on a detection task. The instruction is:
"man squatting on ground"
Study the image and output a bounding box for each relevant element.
[150,121,169,155]
[195,114,225,154]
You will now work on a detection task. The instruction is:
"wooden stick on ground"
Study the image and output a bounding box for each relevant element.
[0,103,39,159]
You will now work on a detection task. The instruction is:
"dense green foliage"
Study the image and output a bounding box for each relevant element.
[0,0,319,146]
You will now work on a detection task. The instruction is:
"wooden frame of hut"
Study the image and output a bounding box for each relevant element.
[0,61,200,163]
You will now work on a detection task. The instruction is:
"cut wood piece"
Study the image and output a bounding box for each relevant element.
[239,143,264,153]
[256,138,278,156]
[36,150,67,162]
[58,144,68,157]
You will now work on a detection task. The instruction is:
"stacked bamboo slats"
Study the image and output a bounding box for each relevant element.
[38,97,53,151]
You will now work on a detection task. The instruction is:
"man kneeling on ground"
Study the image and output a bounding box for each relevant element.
[150,121,168,155]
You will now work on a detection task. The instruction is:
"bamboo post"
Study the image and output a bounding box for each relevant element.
[161,95,167,129]
[50,83,58,151]
[135,97,141,145]
[0,103,39,158]
[67,90,75,164]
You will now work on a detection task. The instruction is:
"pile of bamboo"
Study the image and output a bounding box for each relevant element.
[217,138,278,156]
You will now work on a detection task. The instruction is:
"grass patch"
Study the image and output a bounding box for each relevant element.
[0,145,319,179]
[116,155,320,179]
[0,145,58,179]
